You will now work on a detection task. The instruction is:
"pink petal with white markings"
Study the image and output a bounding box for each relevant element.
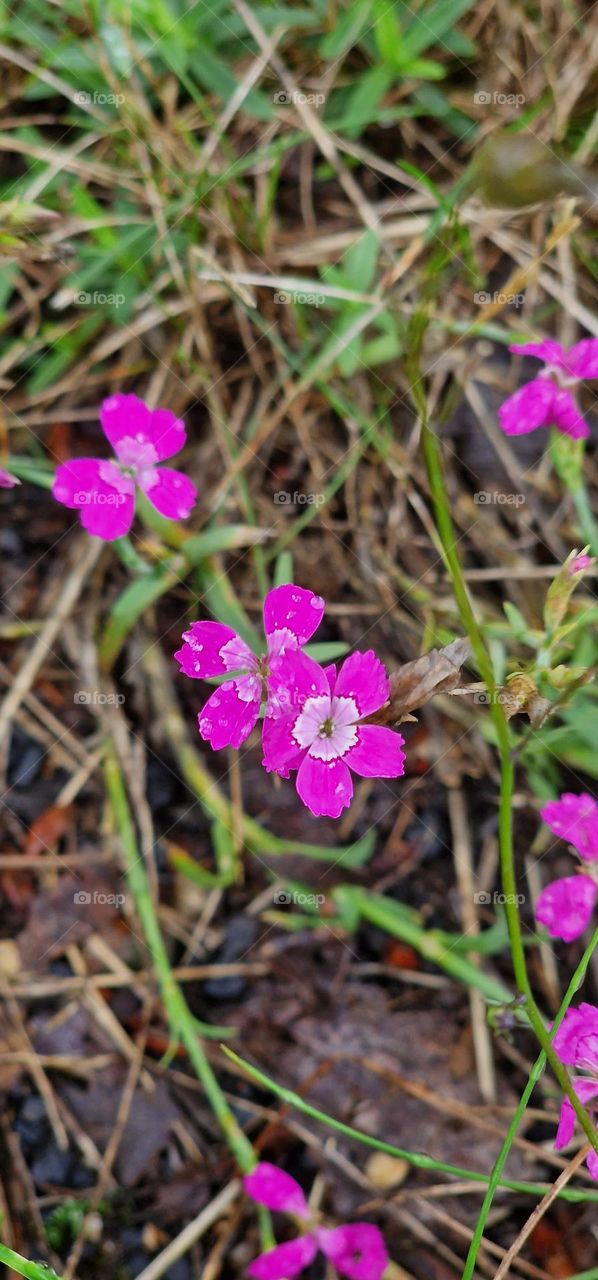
[52,458,135,541]
[262,713,306,777]
[138,466,197,520]
[100,393,187,460]
[344,725,406,778]
[333,650,390,717]
[198,679,260,750]
[174,621,240,679]
[296,754,353,818]
[263,584,325,645]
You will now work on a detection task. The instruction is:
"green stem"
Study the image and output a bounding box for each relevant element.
[463,925,598,1279]
[104,744,254,1171]
[417,398,598,1159]
[222,1049,598,1204]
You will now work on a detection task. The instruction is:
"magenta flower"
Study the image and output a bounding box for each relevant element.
[541,792,598,862]
[0,468,20,488]
[535,875,598,942]
[498,338,598,439]
[262,651,405,819]
[244,1162,389,1280]
[570,553,595,575]
[174,584,325,750]
[535,792,598,942]
[553,1003,598,1067]
[52,394,197,541]
[552,1003,598,1179]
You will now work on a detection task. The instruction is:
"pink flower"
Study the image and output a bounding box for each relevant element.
[498,338,598,439]
[552,1002,598,1179]
[174,585,325,751]
[244,1162,389,1280]
[262,651,405,819]
[570,553,595,575]
[552,1003,598,1068]
[0,468,20,487]
[535,875,598,942]
[535,793,598,942]
[52,394,197,541]
[541,792,598,862]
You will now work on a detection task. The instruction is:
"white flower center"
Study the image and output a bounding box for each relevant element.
[293,694,359,761]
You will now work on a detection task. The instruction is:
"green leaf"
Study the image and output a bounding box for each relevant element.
[99,559,187,671]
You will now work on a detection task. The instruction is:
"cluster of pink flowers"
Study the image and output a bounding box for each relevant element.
[552,1003,598,1179]
[535,793,598,941]
[175,587,406,819]
[52,394,197,540]
[498,338,598,439]
[244,1162,388,1279]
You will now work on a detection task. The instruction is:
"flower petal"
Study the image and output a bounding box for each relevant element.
[52,459,135,540]
[553,1004,598,1065]
[587,1148,598,1180]
[268,650,330,718]
[262,713,306,778]
[244,1163,310,1218]
[535,876,597,942]
[508,340,566,367]
[247,1236,318,1280]
[318,1224,389,1280]
[198,680,260,750]
[100,393,187,461]
[344,725,406,778]
[565,338,598,380]
[554,1096,576,1150]
[550,387,590,440]
[263,584,325,645]
[333,651,390,717]
[555,1080,598,1150]
[498,377,556,435]
[541,793,598,861]
[139,466,197,520]
[174,621,241,679]
[296,754,353,818]
[0,468,19,487]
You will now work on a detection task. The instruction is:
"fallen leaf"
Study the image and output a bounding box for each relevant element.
[370,640,471,726]
[24,804,72,858]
